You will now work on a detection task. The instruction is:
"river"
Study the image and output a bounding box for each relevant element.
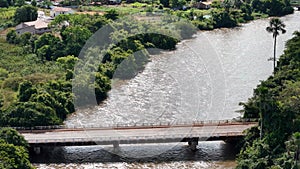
[33,11,300,168]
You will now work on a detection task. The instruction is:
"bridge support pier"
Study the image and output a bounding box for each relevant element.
[33,147,41,155]
[187,137,199,151]
[113,141,119,149]
[224,136,243,144]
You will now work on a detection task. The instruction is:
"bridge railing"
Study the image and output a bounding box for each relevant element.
[27,132,245,144]
[13,118,258,131]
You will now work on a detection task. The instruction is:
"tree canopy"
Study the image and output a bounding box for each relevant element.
[266,18,286,71]
[14,5,38,24]
[0,0,24,7]
[237,31,300,169]
[0,128,33,169]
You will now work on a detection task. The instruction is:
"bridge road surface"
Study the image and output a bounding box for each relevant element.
[21,123,257,146]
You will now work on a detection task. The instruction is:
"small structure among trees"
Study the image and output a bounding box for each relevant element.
[15,19,52,35]
[192,0,212,9]
[50,7,74,18]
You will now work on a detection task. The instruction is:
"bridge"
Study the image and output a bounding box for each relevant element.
[18,119,257,153]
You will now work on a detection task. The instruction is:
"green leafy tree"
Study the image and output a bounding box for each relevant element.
[279,81,300,115]
[268,0,285,16]
[104,9,119,20]
[5,101,60,126]
[35,33,60,51]
[29,34,38,50]
[251,0,293,16]
[98,62,116,79]
[0,68,8,80]
[6,29,19,44]
[211,9,237,28]
[7,0,13,6]
[56,55,79,70]
[14,5,38,24]
[40,0,52,8]
[251,0,265,12]
[95,72,111,103]
[19,32,32,46]
[284,132,300,166]
[222,0,232,12]
[0,128,28,147]
[237,139,271,169]
[61,26,92,56]
[240,3,253,21]
[170,0,186,9]
[14,0,25,6]
[35,33,64,60]
[293,132,300,163]
[0,140,33,169]
[0,128,33,169]
[30,91,67,120]
[211,0,222,8]
[237,32,300,169]
[18,81,36,102]
[0,0,9,7]
[266,18,286,72]
[37,45,52,61]
[31,0,37,6]
[160,0,169,7]
[233,0,242,8]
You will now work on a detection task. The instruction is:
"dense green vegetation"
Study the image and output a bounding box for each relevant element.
[0,37,70,126]
[0,127,33,169]
[75,0,294,30]
[14,5,38,24]
[0,5,38,30]
[0,0,25,7]
[0,0,294,31]
[0,0,35,29]
[0,7,16,29]
[0,0,296,168]
[1,12,197,126]
[237,31,300,168]
[178,0,293,29]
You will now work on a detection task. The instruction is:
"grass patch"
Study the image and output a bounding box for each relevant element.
[0,38,63,76]
[0,89,17,109]
[0,7,16,30]
[80,3,155,15]
[252,12,269,19]
[0,37,65,108]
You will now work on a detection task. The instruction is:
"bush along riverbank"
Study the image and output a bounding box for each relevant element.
[0,127,33,169]
[236,31,300,168]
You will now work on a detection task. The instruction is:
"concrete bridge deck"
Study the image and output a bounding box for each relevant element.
[20,121,257,149]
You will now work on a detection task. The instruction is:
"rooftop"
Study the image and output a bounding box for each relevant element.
[52,7,73,12]
[16,19,50,30]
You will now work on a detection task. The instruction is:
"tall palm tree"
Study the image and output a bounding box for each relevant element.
[266,18,286,72]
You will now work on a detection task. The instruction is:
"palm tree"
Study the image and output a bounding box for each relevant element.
[266,18,286,72]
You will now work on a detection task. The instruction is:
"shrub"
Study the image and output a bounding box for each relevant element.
[0,68,8,81]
